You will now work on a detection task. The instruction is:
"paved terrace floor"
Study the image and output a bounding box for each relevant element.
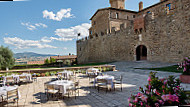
[4,61,182,107]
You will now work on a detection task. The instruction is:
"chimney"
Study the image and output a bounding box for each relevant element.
[139,1,143,11]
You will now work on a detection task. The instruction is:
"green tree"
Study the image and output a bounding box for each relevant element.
[44,58,50,64]
[50,58,56,63]
[0,46,15,70]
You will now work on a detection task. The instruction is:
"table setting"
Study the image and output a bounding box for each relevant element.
[48,80,74,96]
[0,85,20,102]
[94,75,115,89]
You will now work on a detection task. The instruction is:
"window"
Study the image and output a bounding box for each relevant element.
[116,13,119,19]
[133,15,136,18]
[79,47,81,51]
[166,3,171,10]
[139,28,143,33]
[93,21,96,25]
[101,32,104,36]
[90,31,92,35]
[126,15,128,19]
[147,11,151,14]
[135,29,138,34]
[95,33,98,37]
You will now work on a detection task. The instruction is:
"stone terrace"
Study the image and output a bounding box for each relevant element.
[4,61,182,107]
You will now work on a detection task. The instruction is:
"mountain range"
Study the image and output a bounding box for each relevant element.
[14,52,57,59]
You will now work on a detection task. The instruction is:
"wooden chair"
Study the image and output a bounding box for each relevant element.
[5,77,14,85]
[6,88,19,107]
[32,74,37,82]
[67,80,80,99]
[96,79,108,93]
[57,73,61,80]
[114,75,123,91]
[0,95,3,106]
[88,73,98,83]
[19,76,27,83]
[46,84,59,100]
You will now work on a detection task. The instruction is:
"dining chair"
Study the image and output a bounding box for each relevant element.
[46,84,59,100]
[114,75,123,91]
[97,79,108,93]
[5,77,14,85]
[0,95,3,106]
[32,74,37,82]
[67,80,80,99]
[6,88,19,107]
[19,76,27,83]
[57,73,63,80]
[89,73,98,84]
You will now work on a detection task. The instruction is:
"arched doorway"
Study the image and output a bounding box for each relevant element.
[136,45,147,61]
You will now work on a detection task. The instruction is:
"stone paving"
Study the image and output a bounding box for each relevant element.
[4,61,183,107]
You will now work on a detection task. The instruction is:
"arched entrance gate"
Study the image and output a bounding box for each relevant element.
[136,45,147,61]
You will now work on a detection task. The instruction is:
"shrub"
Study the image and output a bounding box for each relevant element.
[45,72,50,76]
[128,72,187,106]
[36,73,40,77]
[102,67,107,72]
[0,46,15,70]
[50,71,57,76]
[81,70,86,74]
[178,56,190,75]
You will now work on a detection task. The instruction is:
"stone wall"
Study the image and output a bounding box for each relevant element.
[77,0,190,64]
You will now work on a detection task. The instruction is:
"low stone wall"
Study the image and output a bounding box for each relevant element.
[0,65,116,74]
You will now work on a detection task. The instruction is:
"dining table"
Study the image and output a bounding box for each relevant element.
[57,71,73,79]
[94,75,115,89]
[3,73,32,85]
[0,85,20,102]
[48,80,74,96]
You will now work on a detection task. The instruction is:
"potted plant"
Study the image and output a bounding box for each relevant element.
[178,56,190,83]
[128,72,187,106]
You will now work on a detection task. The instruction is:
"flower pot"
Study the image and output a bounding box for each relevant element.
[180,75,190,83]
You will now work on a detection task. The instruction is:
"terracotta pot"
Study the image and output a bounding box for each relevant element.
[180,75,190,83]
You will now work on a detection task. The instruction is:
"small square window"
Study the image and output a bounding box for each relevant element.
[166,3,171,10]
[133,15,136,18]
[147,11,151,14]
[116,13,119,19]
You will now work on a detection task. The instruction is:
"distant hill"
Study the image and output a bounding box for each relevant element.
[14,52,57,59]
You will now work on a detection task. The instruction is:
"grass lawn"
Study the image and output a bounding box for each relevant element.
[136,65,183,73]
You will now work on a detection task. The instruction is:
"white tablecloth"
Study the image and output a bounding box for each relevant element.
[86,68,100,75]
[0,85,21,102]
[48,80,74,96]
[58,71,73,79]
[94,75,115,89]
[3,74,32,85]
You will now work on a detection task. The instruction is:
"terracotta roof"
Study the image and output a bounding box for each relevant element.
[27,61,45,65]
[50,55,77,60]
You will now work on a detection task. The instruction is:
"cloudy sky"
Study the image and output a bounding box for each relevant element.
[0,0,159,55]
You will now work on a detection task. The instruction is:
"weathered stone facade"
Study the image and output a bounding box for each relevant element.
[77,0,190,64]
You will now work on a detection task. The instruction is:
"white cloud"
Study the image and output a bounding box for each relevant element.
[51,23,91,41]
[4,37,57,49]
[40,36,52,43]
[43,8,74,21]
[21,22,48,31]
[63,47,68,50]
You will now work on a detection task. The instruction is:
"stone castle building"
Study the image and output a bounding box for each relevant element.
[77,0,190,64]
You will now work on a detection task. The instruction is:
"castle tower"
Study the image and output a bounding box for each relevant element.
[109,0,125,9]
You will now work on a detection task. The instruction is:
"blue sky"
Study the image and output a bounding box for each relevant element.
[0,0,159,55]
